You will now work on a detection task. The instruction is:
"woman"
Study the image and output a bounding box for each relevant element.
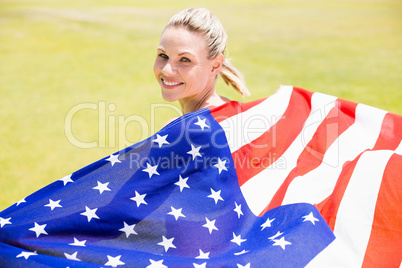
[153,7,250,117]
[0,7,398,268]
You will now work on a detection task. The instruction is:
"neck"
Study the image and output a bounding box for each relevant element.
[179,89,228,114]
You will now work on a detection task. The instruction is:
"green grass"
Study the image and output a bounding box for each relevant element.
[0,0,401,210]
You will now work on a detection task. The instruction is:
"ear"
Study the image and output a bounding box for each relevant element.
[211,54,224,76]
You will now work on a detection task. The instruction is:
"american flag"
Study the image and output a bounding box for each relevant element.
[211,86,402,267]
[0,86,400,267]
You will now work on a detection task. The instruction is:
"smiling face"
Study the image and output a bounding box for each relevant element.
[153,27,219,104]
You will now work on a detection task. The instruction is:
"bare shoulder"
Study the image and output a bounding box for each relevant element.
[220,95,231,103]
[163,117,180,128]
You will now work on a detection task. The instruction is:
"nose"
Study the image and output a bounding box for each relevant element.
[161,61,176,76]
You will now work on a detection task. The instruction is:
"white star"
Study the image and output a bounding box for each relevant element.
[153,134,170,148]
[0,217,11,228]
[302,212,319,225]
[231,232,247,246]
[157,236,176,252]
[16,250,37,259]
[268,231,283,241]
[234,249,249,255]
[64,251,80,261]
[261,218,275,230]
[203,217,218,234]
[193,263,207,268]
[29,222,48,238]
[147,259,168,268]
[106,154,121,166]
[130,191,147,207]
[119,222,137,238]
[69,237,86,247]
[16,198,26,206]
[168,207,185,220]
[93,181,111,194]
[194,116,210,130]
[187,144,202,160]
[208,188,224,204]
[237,263,251,268]
[234,202,243,218]
[80,206,99,222]
[59,174,73,186]
[105,255,125,267]
[195,249,210,259]
[214,157,227,174]
[44,199,62,211]
[143,163,160,178]
[272,236,291,250]
[175,175,190,192]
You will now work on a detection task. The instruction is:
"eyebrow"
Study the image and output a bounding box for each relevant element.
[157,48,194,56]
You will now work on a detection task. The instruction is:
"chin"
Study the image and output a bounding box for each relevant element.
[161,91,179,102]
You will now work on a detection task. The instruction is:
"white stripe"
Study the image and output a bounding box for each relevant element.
[219,85,292,153]
[240,92,337,215]
[307,150,393,267]
[282,103,387,206]
[395,139,402,155]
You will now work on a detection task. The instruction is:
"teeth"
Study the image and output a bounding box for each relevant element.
[163,79,182,86]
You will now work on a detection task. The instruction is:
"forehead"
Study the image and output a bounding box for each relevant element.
[158,27,207,55]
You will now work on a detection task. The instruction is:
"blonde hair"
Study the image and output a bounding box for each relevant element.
[165,8,250,97]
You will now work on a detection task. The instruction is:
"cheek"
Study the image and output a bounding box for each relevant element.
[153,60,162,76]
[194,67,213,85]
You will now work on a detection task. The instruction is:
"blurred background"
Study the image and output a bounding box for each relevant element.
[0,0,401,210]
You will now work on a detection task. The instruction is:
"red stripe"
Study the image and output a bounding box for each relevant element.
[316,112,402,230]
[233,87,313,187]
[316,154,361,230]
[209,98,267,123]
[260,99,358,214]
[372,112,402,150]
[362,154,402,267]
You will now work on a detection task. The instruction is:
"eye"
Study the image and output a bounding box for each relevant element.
[180,57,191,63]
[158,53,168,60]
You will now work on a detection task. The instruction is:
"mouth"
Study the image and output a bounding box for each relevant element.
[161,78,184,88]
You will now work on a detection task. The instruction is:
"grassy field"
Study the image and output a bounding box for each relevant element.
[0,0,401,210]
